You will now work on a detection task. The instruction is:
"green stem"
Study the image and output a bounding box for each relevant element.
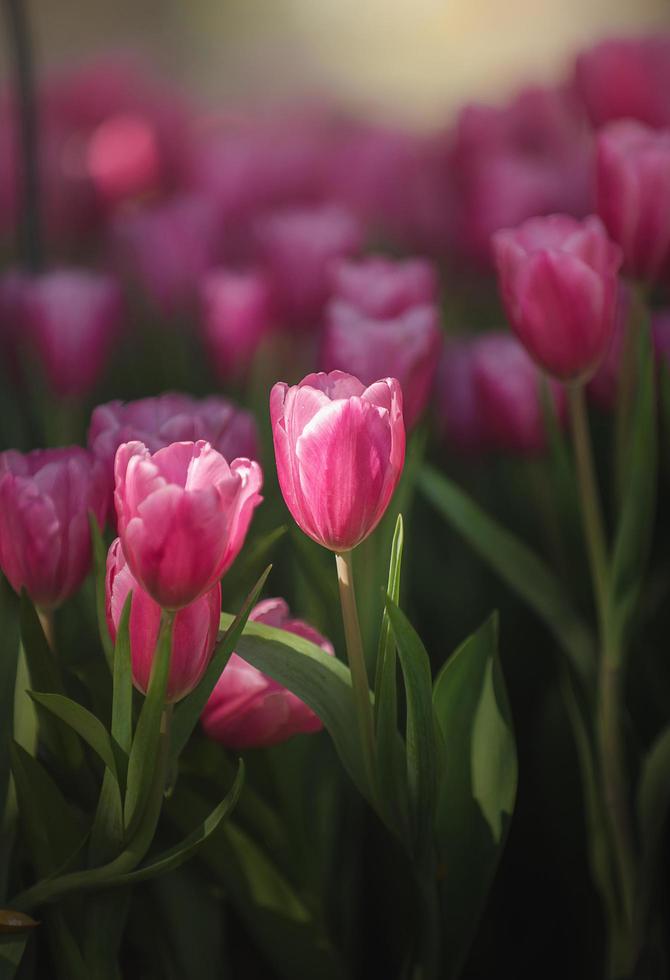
[335,550,377,801]
[568,384,637,975]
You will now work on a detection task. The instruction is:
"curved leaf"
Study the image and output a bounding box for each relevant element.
[28,692,117,778]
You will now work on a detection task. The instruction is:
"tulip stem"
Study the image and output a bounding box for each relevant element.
[568,383,637,972]
[335,550,377,800]
[3,0,43,271]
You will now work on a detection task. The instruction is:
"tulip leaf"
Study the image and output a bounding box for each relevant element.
[170,566,272,764]
[384,598,437,856]
[419,465,594,682]
[88,512,113,665]
[610,322,657,646]
[0,582,20,898]
[637,724,670,919]
[228,616,366,799]
[18,594,85,772]
[28,692,118,779]
[124,614,174,833]
[111,593,134,771]
[432,613,517,980]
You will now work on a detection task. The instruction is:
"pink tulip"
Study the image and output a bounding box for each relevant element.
[106,538,220,702]
[271,371,404,552]
[320,301,441,429]
[89,393,259,522]
[434,339,487,455]
[471,333,565,455]
[493,214,622,380]
[201,598,332,747]
[574,36,670,129]
[596,121,670,283]
[329,256,437,318]
[23,269,123,398]
[0,447,107,609]
[587,286,632,411]
[199,269,272,381]
[114,440,262,609]
[255,204,363,328]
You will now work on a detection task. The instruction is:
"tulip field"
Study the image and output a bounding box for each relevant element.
[1,13,670,979]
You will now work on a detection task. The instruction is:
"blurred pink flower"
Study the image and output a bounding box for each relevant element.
[434,338,487,455]
[199,269,272,381]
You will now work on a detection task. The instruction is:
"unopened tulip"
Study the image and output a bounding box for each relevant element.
[106,538,220,702]
[89,393,258,521]
[0,447,107,609]
[114,440,262,609]
[493,214,622,380]
[596,121,670,283]
[201,598,332,747]
[199,269,272,381]
[23,269,122,398]
[330,256,437,318]
[271,371,404,552]
[471,333,565,455]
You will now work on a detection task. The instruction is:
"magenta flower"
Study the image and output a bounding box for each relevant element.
[434,339,487,455]
[0,447,107,609]
[596,121,670,283]
[271,371,405,552]
[201,598,332,748]
[199,269,272,382]
[255,204,363,328]
[493,214,622,380]
[329,256,437,318]
[114,440,262,609]
[471,333,565,456]
[106,538,221,702]
[23,269,123,398]
[89,392,258,522]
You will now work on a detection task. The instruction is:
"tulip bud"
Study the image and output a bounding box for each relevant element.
[201,598,332,747]
[493,214,622,380]
[114,440,262,609]
[471,333,565,455]
[199,269,272,382]
[106,538,220,702]
[596,121,670,283]
[271,371,405,552]
[0,447,107,609]
[23,269,122,398]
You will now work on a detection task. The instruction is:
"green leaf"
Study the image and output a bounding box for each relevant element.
[637,724,670,919]
[111,592,133,770]
[229,616,365,798]
[384,599,437,856]
[419,465,594,682]
[88,512,113,665]
[610,323,657,645]
[28,692,118,779]
[124,614,174,832]
[432,613,517,979]
[18,594,85,771]
[89,769,124,866]
[0,582,20,899]
[170,566,271,764]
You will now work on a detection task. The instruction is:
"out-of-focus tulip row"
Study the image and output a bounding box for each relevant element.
[2,29,670,980]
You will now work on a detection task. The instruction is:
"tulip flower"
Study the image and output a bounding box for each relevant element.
[114,440,262,609]
[270,371,405,553]
[89,393,259,522]
[587,286,632,411]
[493,214,622,380]
[106,538,221,702]
[23,269,123,398]
[434,339,487,455]
[0,447,107,609]
[199,269,272,382]
[596,121,670,283]
[329,256,437,318]
[201,598,333,747]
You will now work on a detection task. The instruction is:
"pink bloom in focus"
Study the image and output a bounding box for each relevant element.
[23,269,123,398]
[199,269,272,381]
[201,598,332,748]
[434,339,487,455]
[471,333,566,456]
[493,214,622,380]
[574,36,670,129]
[114,440,262,609]
[596,121,670,283]
[106,538,221,702]
[0,447,107,609]
[255,204,363,328]
[271,371,405,552]
[89,392,259,522]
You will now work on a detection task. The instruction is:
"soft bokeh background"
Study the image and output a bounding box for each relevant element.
[4,0,669,122]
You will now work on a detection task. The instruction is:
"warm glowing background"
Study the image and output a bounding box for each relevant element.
[6,0,669,123]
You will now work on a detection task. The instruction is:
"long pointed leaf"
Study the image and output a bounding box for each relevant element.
[88,513,113,665]
[28,692,117,778]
